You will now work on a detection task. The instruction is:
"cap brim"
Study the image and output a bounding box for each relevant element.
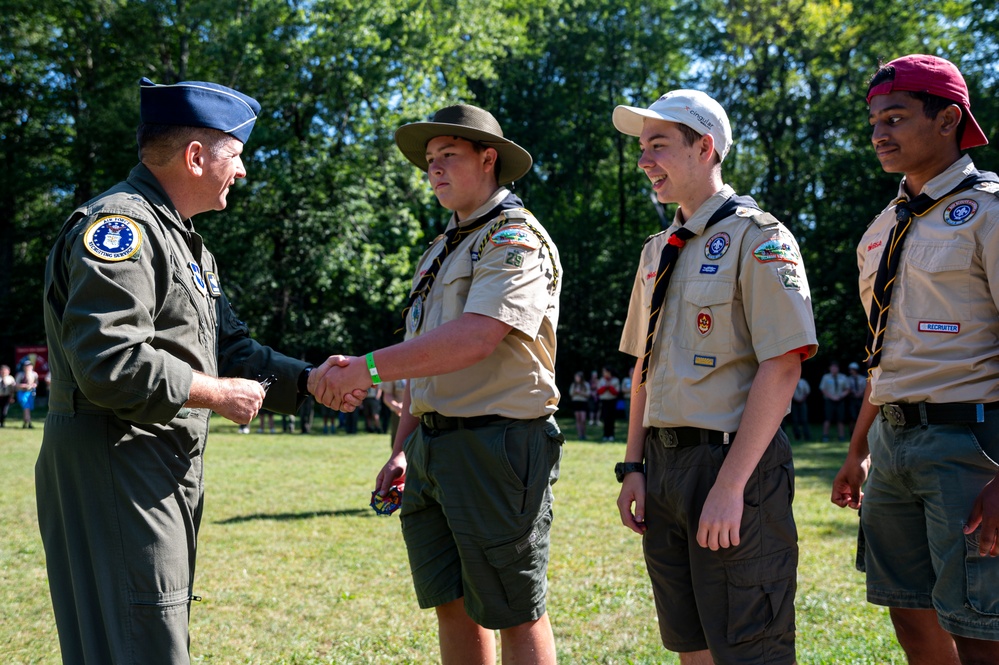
[394,121,533,185]
[961,111,989,150]
[613,105,674,137]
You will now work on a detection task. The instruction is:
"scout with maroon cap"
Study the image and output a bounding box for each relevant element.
[613,88,817,665]
[832,54,999,664]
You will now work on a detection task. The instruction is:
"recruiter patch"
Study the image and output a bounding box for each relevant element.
[918,321,960,334]
[704,232,730,260]
[753,233,800,264]
[490,224,540,250]
[83,215,142,262]
[944,199,977,226]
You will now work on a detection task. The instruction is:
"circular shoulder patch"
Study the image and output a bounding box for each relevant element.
[944,199,978,226]
[83,215,143,261]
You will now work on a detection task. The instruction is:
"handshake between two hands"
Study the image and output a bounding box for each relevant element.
[308,354,372,412]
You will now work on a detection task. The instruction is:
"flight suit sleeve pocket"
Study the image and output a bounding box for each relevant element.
[724,548,796,643]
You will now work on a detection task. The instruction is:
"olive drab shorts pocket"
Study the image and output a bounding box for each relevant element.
[724,548,797,644]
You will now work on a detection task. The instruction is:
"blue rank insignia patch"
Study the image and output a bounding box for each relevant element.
[83,215,143,262]
[944,199,977,226]
[753,233,800,264]
[704,232,730,260]
[693,354,717,367]
[205,271,222,297]
[189,262,208,295]
[700,264,719,274]
[490,224,540,250]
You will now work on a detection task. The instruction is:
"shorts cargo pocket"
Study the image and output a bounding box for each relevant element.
[724,548,796,643]
[483,509,552,611]
[965,531,999,616]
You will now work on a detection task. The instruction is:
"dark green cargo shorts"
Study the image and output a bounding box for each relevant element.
[400,414,563,629]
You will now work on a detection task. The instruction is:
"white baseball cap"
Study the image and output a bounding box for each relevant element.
[613,89,733,163]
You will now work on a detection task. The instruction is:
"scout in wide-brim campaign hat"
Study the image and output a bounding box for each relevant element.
[394,104,533,186]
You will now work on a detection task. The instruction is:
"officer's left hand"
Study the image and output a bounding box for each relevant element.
[964,472,999,557]
[697,483,744,550]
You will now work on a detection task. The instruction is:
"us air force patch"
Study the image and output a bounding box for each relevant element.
[490,224,541,250]
[753,233,800,264]
[704,232,730,260]
[944,199,977,226]
[83,215,142,262]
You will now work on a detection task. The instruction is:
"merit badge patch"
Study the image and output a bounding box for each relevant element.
[700,264,719,274]
[505,249,525,268]
[753,233,800,264]
[205,271,222,297]
[918,321,960,334]
[778,265,802,291]
[189,262,208,295]
[697,308,712,336]
[83,215,142,262]
[704,232,730,260]
[693,354,717,368]
[409,295,424,334]
[944,199,978,226]
[490,224,541,250]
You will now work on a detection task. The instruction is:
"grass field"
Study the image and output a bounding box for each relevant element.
[1,414,906,664]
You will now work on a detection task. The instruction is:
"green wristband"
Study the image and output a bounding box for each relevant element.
[365,352,382,385]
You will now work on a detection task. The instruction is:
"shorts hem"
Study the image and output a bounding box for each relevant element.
[661,638,709,653]
[938,614,999,641]
[866,589,932,610]
[473,602,546,631]
[416,587,463,610]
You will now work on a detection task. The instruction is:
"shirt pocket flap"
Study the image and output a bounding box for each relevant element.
[441,254,473,285]
[683,279,735,307]
[906,241,974,273]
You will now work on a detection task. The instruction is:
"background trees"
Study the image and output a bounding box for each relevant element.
[3,0,997,389]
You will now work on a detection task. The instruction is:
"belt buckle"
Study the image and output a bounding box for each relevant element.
[883,404,906,428]
[658,428,678,448]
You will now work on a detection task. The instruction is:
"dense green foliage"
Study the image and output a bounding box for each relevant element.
[2,0,998,385]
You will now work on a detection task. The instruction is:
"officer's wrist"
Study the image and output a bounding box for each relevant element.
[297,366,313,394]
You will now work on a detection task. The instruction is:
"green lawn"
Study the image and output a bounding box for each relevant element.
[2,415,904,664]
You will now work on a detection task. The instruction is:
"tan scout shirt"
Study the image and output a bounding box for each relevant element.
[620,185,818,432]
[406,188,561,419]
[859,155,999,405]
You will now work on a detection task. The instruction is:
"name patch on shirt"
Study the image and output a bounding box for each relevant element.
[704,232,730,260]
[699,264,719,274]
[944,199,978,226]
[918,321,960,334]
[83,215,143,262]
[693,354,716,367]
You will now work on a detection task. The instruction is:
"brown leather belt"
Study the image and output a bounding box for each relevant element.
[650,426,734,448]
[420,412,508,431]
[880,402,998,428]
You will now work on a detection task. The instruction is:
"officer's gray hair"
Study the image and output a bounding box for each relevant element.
[137,124,233,166]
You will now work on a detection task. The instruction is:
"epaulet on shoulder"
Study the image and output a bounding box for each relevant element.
[643,229,670,247]
[973,180,999,197]
[497,207,532,223]
[746,210,780,230]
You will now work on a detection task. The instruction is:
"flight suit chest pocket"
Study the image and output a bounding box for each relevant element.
[438,255,474,323]
[899,241,974,320]
[167,259,210,348]
[680,279,735,353]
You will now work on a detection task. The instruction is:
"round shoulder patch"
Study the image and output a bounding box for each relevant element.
[83,215,143,262]
[944,199,978,226]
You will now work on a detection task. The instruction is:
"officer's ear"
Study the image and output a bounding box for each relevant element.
[184,140,207,177]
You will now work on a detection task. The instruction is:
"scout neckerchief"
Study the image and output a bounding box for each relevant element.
[401,191,525,333]
[638,193,760,388]
[865,170,997,373]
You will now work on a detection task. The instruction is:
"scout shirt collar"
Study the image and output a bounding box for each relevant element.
[446,187,515,232]
[126,162,195,233]
[668,184,736,236]
[897,154,975,202]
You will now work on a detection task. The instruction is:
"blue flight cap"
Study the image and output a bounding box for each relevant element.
[139,77,261,143]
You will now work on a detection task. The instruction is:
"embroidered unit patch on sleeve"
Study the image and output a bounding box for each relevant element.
[83,215,143,262]
[490,224,541,250]
[753,233,800,264]
[504,249,525,267]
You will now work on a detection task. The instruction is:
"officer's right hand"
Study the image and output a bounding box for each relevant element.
[617,474,648,535]
[213,377,265,424]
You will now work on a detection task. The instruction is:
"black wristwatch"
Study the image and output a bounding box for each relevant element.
[615,462,645,483]
[297,366,313,394]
